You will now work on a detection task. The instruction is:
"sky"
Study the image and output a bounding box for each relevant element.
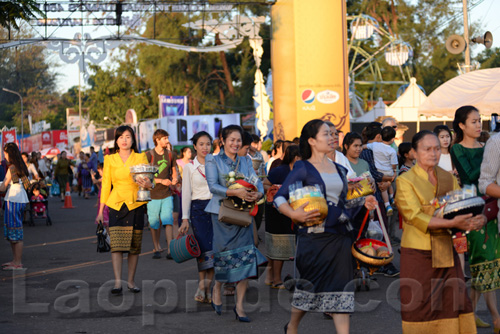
[42,0,500,94]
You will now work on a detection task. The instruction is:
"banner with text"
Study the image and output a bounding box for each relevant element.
[159,95,188,117]
[138,114,240,152]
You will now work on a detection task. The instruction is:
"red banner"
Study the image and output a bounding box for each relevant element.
[2,128,17,145]
[52,130,68,148]
[42,131,52,148]
[20,134,42,153]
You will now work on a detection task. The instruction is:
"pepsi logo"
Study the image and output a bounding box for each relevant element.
[301,90,315,104]
[317,90,340,104]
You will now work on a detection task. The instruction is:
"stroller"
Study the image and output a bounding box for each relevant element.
[26,180,52,226]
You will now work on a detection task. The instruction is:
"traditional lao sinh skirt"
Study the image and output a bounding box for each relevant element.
[190,200,214,271]
[109,204,145,255]
[400,247,475,333]
[265,201,296,261]
[292,232,354,313]
[211,214,267,283]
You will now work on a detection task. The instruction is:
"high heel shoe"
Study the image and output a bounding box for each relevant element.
[111,287,122,295]
[211,287,222,315]
[233,306,251,323]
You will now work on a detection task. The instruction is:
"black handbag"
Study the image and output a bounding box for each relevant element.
[96,222,110,253]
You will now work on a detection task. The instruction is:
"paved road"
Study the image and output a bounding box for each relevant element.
[0,194,496,333]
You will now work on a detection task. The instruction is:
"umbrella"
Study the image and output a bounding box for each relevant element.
[40,147,74,160]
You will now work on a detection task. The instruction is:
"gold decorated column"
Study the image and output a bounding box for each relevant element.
[272,0,349,140]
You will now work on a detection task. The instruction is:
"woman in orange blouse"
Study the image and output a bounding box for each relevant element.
[97,125,153,294]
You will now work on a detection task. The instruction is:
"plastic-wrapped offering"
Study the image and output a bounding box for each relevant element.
[431,184,485,238]
[129,164,159,174]
[288,184,327,227]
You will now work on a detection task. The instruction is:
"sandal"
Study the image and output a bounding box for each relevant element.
[2,261,13,267]
[194,288,205,303]
[264,280,273,286]
[271,283,285,290]
[2,264,24,271]
[205,290,212,304]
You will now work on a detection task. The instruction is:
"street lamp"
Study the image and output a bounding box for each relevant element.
[2,88,24,151]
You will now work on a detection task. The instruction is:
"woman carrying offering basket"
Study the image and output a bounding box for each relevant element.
[205,125,267,322]
[396,130,484,333]
[97,125,153,295]
[275,120,377,334]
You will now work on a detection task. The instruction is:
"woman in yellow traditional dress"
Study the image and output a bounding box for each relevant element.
[396,130,485,333]
[97,125,153,294]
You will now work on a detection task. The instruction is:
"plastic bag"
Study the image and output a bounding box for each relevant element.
[51,180,60,196]
[366,219,383,241]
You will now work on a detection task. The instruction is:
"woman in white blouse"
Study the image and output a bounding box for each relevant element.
[434,125,455,173]
[179,131,214,304]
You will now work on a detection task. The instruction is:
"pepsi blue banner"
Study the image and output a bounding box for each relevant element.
[159,95,188,117]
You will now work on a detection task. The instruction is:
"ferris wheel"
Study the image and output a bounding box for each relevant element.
[347,14,413,117]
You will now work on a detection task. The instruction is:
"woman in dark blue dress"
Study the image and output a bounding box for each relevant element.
[263,144,300,288]
[275,120,377,334]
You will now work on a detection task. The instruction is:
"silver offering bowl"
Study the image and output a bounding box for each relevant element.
[129,165,159,202]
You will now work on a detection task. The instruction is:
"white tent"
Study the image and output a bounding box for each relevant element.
[385,77,430,122]
[351,97,387,123]
[419,68,500,118]
[351,77,448,124]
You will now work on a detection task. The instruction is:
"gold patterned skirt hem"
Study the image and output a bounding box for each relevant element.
[402,312,475,334]
[470,258,500,293]
[109,226,143,255]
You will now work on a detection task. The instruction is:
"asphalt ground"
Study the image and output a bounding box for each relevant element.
[0,194,497,334]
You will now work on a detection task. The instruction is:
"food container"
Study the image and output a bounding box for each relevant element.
[351,238,394,275]
[290,197,328,227]
[346,178,374,200]
[129,164,159,202]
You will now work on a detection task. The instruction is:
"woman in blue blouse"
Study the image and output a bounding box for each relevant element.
[275,120,376,334]
[205,125,267,322]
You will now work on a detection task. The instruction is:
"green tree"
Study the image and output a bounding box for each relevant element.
[0,0,44,31]
[87,57,154,125]
[86,7,271,119]
[0,28,58,130]
[475,47,500,69]
[347,0,469,99]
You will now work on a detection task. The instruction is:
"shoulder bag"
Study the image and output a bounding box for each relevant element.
[218,198,253,227]
[483,196,499,221]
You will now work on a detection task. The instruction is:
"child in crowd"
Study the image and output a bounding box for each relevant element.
[398,142,415,175]
[367,126,397,215]
[31,184,46,217]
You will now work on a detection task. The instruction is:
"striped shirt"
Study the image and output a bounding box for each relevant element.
[478,133,500,222]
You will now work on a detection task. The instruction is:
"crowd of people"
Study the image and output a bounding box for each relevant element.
[2,104,500,333]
